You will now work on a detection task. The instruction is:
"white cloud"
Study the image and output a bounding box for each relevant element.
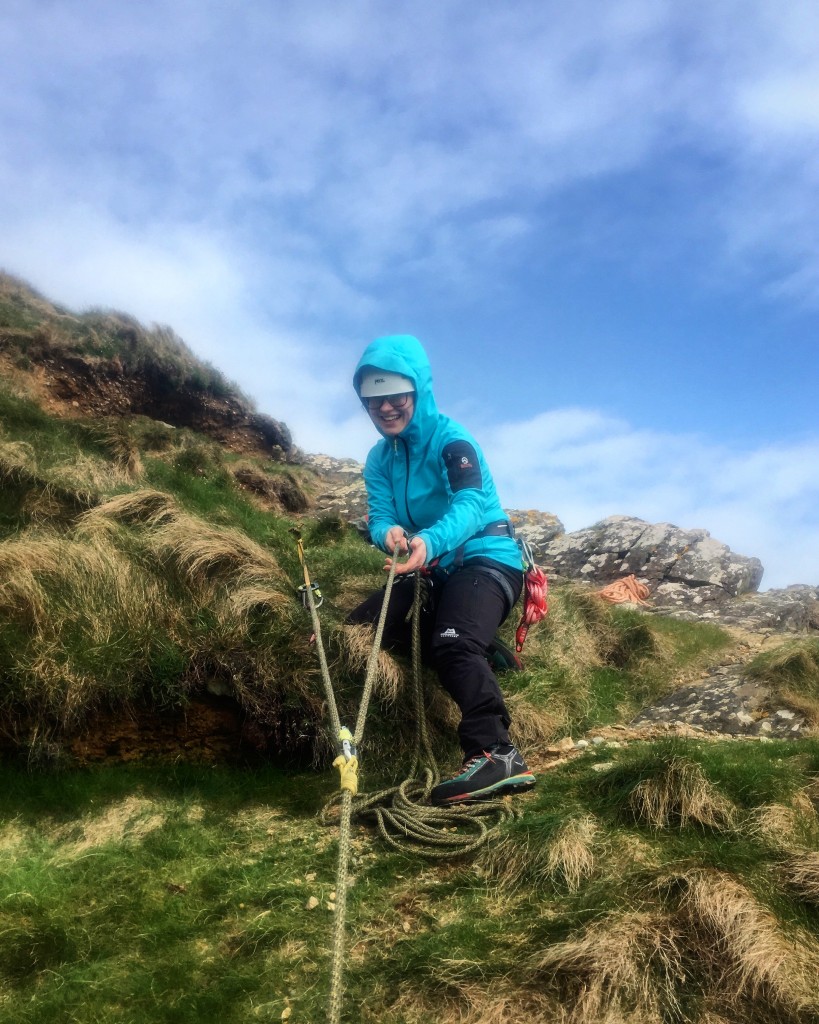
[483,411,819,590]
[3,0,819,305]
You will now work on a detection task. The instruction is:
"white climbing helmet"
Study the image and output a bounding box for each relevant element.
[358,369,414,398]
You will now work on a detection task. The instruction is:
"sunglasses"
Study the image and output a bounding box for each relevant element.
[364,392,414,411]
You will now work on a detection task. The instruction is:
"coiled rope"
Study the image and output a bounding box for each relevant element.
[598,573,650,605]
[293,532,516,1024]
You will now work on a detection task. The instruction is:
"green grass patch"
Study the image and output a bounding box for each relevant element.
[3,746,819,1023]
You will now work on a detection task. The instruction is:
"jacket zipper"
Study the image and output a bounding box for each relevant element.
[395,437,420,531]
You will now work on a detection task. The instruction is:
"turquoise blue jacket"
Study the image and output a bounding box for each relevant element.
[353,335,522,573]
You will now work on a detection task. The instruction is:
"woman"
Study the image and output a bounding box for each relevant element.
[347,334,536,804]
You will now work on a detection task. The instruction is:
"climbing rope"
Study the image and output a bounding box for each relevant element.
[515,538,548,653]
[598,574,650,605]
[292,532,517,1024]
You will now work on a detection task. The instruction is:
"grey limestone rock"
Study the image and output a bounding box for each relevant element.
[541,515,764,600]
[656,584,819,633]
[506,508,565,556]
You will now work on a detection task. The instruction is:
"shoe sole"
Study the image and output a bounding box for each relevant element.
[432,771,536,805]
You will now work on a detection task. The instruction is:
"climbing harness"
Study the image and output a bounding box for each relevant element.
[291,530,517,1024]
[515,537,548,653]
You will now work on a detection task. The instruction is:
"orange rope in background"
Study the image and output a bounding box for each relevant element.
[598,574,650,605]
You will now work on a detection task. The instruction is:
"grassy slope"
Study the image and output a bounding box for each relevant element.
[3,280,819,1022]
[3,743,819,1024]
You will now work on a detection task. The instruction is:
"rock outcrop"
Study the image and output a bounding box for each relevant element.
[539,515,763,598]
[506,509,565,552]
[304,454,368,519]
[534,515,819,633]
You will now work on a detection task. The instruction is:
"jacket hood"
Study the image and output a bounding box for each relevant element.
[354,335,439,445]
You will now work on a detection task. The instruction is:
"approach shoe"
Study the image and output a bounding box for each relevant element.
[430,744,536,805]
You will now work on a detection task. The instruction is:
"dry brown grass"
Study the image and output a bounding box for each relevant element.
[746,640,819,726]
[79,489,179,529]
[745,800,818,852]
[546,814,600,891]
[150,513,284,594]
[381,983,560,1024]
[52,796,166,856]
[0,437,37,475]
[782,851,819,905]
[0,529,178,724]
[0,536,66,625]
[528,585,609,686]
[100,424,144,479]
[628,756,736,831]
[0,439,101,518]
[776,688,819,727]
[52,452,133,493]
[335,623,405,703]
[506,691,564,747]
[534,909,684,1023]
[81,491,287,606]
[680,868,819,1015]
[524,868,819,1023]
[479,814,600,893]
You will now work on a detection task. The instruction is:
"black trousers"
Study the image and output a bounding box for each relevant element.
[346,562,522,757]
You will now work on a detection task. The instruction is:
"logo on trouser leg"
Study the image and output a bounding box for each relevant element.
[439,627,460,639]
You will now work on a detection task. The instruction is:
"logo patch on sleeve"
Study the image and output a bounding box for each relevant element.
[442,440,482,491]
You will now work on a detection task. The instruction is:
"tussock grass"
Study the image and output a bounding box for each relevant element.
[746,799,818,852]
[502,587,712,738]
[782,851,819,905]
[384,983,559,1024]
[594,744,736,831]
[0,436,98,524]
[628,757,736,831]
[506,691,564,747]
[80,489,179,529]
[524,865,819,1022]
[150,512,284,595]
[679,868,819,1015]
[0,530,183,726]
[534,909,685,1023]
[0,437,37,475]
[335,623,405,702]
[546,814,600,891]
[746,639,819,725]
[479,812,600,894]
[99,423,144,479]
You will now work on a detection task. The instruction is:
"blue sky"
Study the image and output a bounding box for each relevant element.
[1,1,818,589]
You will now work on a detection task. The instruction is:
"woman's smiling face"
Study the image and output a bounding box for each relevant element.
[366,393,415,436]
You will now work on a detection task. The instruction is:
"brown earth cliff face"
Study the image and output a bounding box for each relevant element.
[1,344,294,460]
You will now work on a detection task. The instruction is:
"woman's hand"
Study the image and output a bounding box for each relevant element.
[385,535,427,575]
[384,526,409,555]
